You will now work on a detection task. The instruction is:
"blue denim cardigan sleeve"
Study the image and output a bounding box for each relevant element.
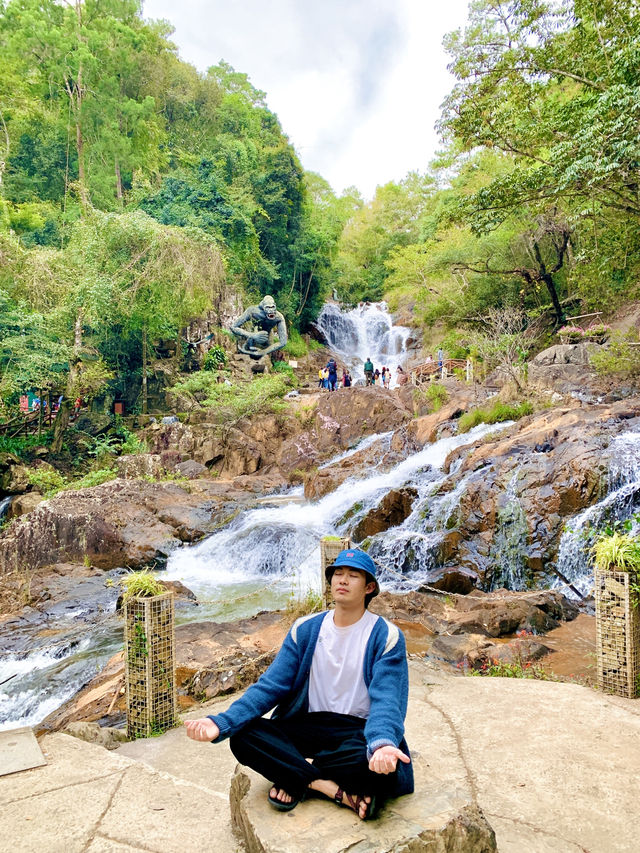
[207,612,324,740]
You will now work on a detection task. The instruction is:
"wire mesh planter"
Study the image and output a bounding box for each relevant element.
[320,536,351,606]
[124,591,177,738]
[595,569,640,698]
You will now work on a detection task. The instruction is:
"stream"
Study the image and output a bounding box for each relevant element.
[0,420,507,731]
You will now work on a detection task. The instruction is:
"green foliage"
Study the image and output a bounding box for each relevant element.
[282,328,321,359]
[469,659,550,680]
[458,401,533,434]
[171,372,292,421]
[425,383,448,412]
[26,463,116,497]
[119,431,148,455]
[203,345,228,370]
[120,569,165,603]
[26,467,66,497]
[0,432,52,459]
[591,532,640,573]
[71,468,117,490]
[590,335,640,380]
[272,360,295,378]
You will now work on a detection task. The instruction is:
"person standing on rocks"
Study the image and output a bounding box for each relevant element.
[185,549,412,821]
[364,357,374,386]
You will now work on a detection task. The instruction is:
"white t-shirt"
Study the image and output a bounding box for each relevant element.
[308,610,378,718]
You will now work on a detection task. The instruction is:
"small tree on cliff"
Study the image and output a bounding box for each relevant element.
[470,307,529,390]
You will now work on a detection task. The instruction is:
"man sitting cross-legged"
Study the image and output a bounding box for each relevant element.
[185,549,413,821]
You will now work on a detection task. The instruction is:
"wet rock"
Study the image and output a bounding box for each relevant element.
[470,638,551,670]
[439,400,640,587]
[0,478,257,574]
[431,633,493,664]
[420,567,478,595]
[352,487,417,541]
[6,492,43,519]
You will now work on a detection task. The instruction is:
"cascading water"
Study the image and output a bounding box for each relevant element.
[162,421,511,606]
[487,469,530,590]
[316,302,411,384]
[0,496,12,521]
[0,423,510,731]
[555,429,640,597]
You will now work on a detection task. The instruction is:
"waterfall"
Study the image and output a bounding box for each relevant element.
[315,302,411,384]
[555,429,640,597]
[162,421,511,603]
[487,469,530,590]
[0,496,12,522]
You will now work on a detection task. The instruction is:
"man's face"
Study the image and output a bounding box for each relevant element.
[330,566,375,605]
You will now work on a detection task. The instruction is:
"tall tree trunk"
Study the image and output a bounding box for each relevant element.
[51,400,71,453]
[532,240,565,326]
[142,327,148,415]
[66,310,83,396]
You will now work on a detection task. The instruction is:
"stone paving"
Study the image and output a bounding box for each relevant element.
[3,661,640,852]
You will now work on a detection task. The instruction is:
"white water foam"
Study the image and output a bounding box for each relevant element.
[162,422,510,603]
[555,429,640,596]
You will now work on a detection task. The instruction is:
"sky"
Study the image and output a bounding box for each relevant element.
[142,0,471,200]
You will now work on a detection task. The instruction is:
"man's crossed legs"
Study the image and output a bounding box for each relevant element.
[230,711,396,820]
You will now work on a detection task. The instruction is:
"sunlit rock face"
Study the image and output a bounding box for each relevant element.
[436,400,640,590]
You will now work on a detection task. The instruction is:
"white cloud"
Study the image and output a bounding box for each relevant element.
[143,0,470,198]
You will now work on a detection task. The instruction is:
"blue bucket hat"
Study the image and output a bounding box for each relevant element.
[325,549,380,597]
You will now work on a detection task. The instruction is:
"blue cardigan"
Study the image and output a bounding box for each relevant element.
[208,610,414,796]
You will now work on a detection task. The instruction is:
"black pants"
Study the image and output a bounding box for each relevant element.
[229,712,396,801]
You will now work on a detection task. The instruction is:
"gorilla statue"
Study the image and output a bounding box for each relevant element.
[230,295,288,359]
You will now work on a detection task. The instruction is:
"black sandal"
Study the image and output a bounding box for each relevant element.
[334,787,377,821]
[268,788,300,812]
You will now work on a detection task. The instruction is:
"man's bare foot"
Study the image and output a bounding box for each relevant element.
[269,786,294,805]
[308,778,373,820]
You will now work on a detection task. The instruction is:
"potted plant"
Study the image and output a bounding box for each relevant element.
[591,531,640,698]
[583,323,611,344]
[558,325,585,344]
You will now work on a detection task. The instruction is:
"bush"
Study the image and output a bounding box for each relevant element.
[0,432,52,459]
[425,383,448,412]
[591,531,640,573]
[591,334,640,380]
[283,329,322,359]
[272,360,295,378]
[27,467,66,497]
[171,372,293,421]
[203,345,228,370]
[458,400,533,433]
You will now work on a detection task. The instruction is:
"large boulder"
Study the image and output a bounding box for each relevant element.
[0,478,257,574]
[528,342,600,397]
[352,487,418,541]
[437,400,640,587]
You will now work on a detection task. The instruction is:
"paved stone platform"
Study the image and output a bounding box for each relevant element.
[3,661,640,851]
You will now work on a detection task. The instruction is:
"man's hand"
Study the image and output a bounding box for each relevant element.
[369,745,411,775]
[184,718,220,742]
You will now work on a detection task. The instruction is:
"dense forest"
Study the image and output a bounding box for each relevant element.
[1,0,639,418]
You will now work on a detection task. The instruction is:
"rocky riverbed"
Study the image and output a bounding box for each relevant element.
[1,346,638,734]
